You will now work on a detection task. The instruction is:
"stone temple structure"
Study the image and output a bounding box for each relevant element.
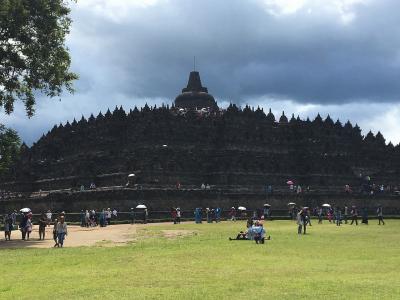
[1,71,400,215]
[174,71,218,110]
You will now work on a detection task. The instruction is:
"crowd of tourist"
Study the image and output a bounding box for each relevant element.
[81,208,118,227]
[193,207,223,223]
[289,204,386,234]
[0,203,388,248]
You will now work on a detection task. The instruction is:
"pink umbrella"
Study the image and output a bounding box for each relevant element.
[286,180,294,185]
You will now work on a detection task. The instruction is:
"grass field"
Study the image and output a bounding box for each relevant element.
[1,220,399,299]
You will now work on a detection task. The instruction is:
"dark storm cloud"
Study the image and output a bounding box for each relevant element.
[69,0,400,105]
[3,0,400,146]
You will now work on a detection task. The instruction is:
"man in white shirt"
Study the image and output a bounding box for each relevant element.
[46,210,52,224]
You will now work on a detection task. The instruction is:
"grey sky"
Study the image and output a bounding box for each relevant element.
[1,0,400,145]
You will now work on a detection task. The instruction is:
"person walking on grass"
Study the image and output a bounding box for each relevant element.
[377,206,385,225]
[39,213,47,240]
[350,206,358,225]
[336,207,342,226]
[318,207,323,224]
[305,209,312,226]
[230,207,236,221]
[56,216,68,248]
[297,210,304,234]
[344,206,348,224]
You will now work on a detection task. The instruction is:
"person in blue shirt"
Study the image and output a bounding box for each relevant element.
[194,208,202,223]
[215,207,221,222]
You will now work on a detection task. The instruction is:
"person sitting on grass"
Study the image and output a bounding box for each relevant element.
[253,222,270,244]
[229,231,248,240]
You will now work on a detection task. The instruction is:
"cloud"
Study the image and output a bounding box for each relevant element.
[1,0,400,146]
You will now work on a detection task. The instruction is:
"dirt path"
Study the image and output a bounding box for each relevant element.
[0,223,173,249]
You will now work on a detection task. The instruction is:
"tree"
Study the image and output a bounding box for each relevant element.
[0,0,78,116]
[0,124,21,176]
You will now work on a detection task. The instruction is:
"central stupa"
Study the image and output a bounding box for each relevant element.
[174,71,218,110]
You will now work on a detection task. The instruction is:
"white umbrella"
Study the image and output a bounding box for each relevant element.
[322,204,331,208]
[288,202,296,206]
[238,206,246,210]
[264,204,271,207]
[136,204,147,209]
[128,174,135,177]
[20,208,31,213]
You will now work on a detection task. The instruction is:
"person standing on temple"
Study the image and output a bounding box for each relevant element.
[350,206,358,225]
[377,206,385,225]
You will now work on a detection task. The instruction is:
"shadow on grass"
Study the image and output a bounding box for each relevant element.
[0,238,54,249]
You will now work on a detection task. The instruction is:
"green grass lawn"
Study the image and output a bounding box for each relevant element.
[1,220,399,299]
